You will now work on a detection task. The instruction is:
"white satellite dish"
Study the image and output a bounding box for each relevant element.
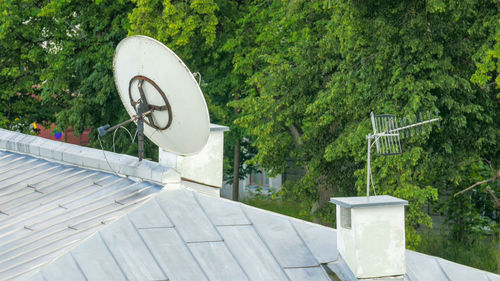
[99,35,210,159]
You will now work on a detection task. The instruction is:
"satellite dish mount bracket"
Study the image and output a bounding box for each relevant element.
[128,75,172,130]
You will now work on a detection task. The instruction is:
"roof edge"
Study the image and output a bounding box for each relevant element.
[210,123,230,132]
[0,128,176,184]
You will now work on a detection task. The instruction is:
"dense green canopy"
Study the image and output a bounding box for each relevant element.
[0,0,498,253]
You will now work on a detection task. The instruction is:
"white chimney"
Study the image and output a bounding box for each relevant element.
[330,195,408,279]
[159,124,229,197]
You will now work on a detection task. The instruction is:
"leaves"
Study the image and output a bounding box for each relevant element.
[1,0,498,248]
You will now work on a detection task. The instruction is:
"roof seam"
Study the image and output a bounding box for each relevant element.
[0,160,48,179]
[126,214,170,281]
[0,158,39,178]
[0,237,81,280]
[3,198,141,248]
[286,218,333,280]
[60,180,139,210]
[135,226,175,229]
[185,240,224,244]
[0,155,26,169]
[68,251,89,281]
[68,197,149,230]
[283,265,323,269]
[0,166,75,205]
[152,194,210,281]
[3,172,102,214]
[434,258,452,281]
[97,232,130,281]
[215,224,253,227]
[0,222,100,265]
[0,154,14,162]
[20,182,130,230]
[238,204,292,281]
[0,224,72,257]
[192,192,252,281]
[38,269,49,281]
[289,219,325,267]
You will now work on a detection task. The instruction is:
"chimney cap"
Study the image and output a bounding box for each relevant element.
[330,195,408,208]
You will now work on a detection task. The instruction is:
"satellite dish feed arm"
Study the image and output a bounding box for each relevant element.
[97,109,154,137]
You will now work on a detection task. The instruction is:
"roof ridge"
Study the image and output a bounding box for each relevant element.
[0,128,174,184]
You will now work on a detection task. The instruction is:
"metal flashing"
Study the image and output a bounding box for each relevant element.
[330,195,408,208]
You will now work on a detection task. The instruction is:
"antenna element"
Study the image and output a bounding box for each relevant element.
[366,111,439,197]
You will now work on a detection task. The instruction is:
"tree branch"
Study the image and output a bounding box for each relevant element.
[454,168,500,198]
[454,177,496,197]
[286,124,302,147]
[485,187,500,208]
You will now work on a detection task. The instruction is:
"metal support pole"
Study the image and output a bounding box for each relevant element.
[367,136,371,198]
[137,80,147,161]
[137,102,146,161]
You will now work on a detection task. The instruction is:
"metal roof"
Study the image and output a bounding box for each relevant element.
[0,150,162,280]
[0,130,498,281]
[24,185,499,281]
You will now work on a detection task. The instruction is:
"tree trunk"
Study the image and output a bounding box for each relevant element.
[497,231,500,274]
[232,140,240,201]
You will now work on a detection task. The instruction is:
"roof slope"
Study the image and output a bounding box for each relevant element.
[0,150,162,280]
[0,130,498,281]
[26,185,500,281]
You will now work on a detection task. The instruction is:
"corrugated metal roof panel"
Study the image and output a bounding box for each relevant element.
[0,150,162,280]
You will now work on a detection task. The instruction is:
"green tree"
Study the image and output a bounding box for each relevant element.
[0,0,60,131]
[231,0,499,248]
[128,0,257,196]
[0,0,159,159]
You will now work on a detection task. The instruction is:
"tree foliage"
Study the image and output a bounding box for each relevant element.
[0,0,160,159]
[0,0,498,250]
[129,0,257,180]
[230,0,499,247]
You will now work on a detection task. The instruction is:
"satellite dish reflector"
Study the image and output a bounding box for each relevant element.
[113,35,210,156]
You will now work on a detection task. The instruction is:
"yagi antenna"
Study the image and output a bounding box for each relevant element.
[366,111,439,197]
[97,35,210,161]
